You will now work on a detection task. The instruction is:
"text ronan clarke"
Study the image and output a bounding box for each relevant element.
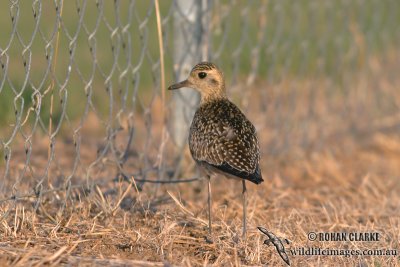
[318,232,380,242]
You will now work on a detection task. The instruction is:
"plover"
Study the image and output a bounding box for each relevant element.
[168,62,263,238]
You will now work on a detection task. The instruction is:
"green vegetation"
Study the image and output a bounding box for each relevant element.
[214,0,400,79]
[0,0,399,125]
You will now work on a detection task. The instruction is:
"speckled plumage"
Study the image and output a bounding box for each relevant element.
[189,98,263,184]
[168,61,263,238]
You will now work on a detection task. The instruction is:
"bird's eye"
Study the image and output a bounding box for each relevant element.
[198,72,207,79]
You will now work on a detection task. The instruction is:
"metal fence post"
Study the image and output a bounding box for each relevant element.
[172,0,210,148]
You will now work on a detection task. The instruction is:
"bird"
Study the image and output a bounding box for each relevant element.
[168,62,263,238]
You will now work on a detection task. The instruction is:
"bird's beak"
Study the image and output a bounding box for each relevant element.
[168,79,192,90]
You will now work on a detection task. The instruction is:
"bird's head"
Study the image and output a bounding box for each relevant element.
[168,62,226,102]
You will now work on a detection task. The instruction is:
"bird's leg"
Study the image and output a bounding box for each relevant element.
[242,180,247,238]
[207,175,212,236]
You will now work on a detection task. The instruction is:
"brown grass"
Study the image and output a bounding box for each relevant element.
[1,52,400,266]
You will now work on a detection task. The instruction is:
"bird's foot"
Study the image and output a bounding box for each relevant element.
[205,234,214,244]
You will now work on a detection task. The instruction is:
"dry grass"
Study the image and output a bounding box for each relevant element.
[1,53,400,266]
[1,140,399,266]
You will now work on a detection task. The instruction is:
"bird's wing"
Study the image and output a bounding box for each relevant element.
[211,123,259,172]
[190,102,262,183]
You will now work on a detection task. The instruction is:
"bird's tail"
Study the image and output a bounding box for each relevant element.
[247,165,263,184]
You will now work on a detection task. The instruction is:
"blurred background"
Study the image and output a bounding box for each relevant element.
[0,0,399,213]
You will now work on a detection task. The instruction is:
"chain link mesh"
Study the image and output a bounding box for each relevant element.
[0,0,399,219]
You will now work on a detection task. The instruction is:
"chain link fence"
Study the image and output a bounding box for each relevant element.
[0,0,399,219]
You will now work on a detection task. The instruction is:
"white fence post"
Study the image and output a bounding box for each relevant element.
[172,0,210,148]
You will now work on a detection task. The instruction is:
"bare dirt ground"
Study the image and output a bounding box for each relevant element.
[0,52,400,266]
